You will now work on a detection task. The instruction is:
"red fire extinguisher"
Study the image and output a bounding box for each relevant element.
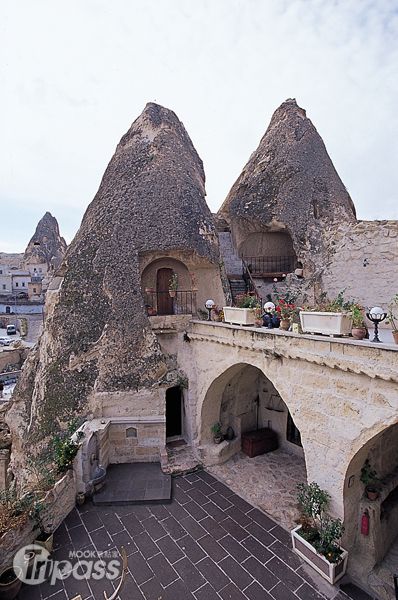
[361,510,369,536]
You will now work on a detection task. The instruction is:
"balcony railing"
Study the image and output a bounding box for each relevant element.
[242,256,296,277]
[144,290,197,316]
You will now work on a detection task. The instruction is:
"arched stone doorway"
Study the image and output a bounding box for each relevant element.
[141,257,193,315]
[200,363,307,528]
[343,420,398,597]
[239,231,297,277]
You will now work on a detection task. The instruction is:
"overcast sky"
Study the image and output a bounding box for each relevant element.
[1,0,397,253]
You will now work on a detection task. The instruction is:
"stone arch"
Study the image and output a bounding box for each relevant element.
[141,257,191,292]
[343,419,398,577]
[199,362,305,460]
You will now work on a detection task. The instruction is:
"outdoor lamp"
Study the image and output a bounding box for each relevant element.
[366,306,387,343]
[205,299,215,321]
[263,302,276,313]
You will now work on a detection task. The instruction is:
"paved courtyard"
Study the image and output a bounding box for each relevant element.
[21,470,361,600]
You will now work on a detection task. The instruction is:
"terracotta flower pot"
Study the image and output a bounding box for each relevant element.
[279,319,290,331]
[392,330,398,345]
[169,290,176,298]
[365,485,380,501]
[351,327,367,340]
[0,567,23,600]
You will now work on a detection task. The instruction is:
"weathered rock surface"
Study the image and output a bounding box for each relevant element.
[218,98,357,279]
[23,211,67,270]
[7,103,220,479]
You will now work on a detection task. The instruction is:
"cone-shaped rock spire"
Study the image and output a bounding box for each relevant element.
[219,99,356,251]
[8,103,219,460]
[24,211,67,268]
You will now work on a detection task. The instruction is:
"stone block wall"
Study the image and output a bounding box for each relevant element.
[322,220,398,309]
[108,421,165,463]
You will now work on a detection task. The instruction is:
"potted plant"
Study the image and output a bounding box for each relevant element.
[360,459,380,500]
[254,307,263,327]
[387,294,398,344]
[300,291,354,337]
[351,304,367,340]
[211,422,223,444]
[223,294,260,326]
[291,482,348,584]
[276,299,296,331]
[0,566,23,600]
[169,273,178,298]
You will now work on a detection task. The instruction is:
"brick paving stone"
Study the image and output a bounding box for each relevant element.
[167,499,190,520]
[142,515,167,541]
[80,510,102,532]
[243,556,279,591]
[211,492,234,511]
[61,571,91,600]
[219,582,248,599]
[200,515,228,540]
[184,499,209,520]
[197,470,218,485]
[249,507,277,531]
[68,524,91,549]
[204,499,229,522]
[99,511,124,535]
[269,524,291,545]
[197,533,228,562]
[118,572,145,599]
[173,486,191,505]
[87,574,115,599]
[194,479,217,496]
[128,551,154,585]
[162,515,187,540]
[64,507,82,529]
[218,555,254,589]
[175,476,194,491]
[220,516,249,541]
[296,582,328,600]
[148,553,178,587]
[266,556,303,591]
[211,481,236,497]
[186,487,212,505]
[245,522,276,547]
[194,582,220,600]
[244,581,273,600]
[149,503,169,520]
[162,578,195,600]
[225,505,253,527]
[269,581,298,600]
[173,556,206,591]
[242,535,273,563]
[53,522,71,549]
[228,493,255,514]
[196,557,230,591]
[181,515,208,539]
[133,530,159,559]
[156,533,185,563]
[111,529,137,555]
[219,534,251,562]
[89,526,113,552]
[177,534,207,563]
[185,472,201,483]
[140,576,163,600]
[268,539,302,569]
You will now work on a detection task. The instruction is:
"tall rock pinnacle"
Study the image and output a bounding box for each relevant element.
[24,211,67,269]
[219,99,356,266]
[7,103,219,470]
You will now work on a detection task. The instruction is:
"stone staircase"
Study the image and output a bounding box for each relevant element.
[218,232,248,303]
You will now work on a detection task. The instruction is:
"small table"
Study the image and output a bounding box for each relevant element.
[241,428,278,458]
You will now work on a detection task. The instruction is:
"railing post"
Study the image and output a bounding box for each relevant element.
[394,574,398,599]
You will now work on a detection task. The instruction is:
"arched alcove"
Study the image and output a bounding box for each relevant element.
[239,231,297,276]
[343,420,398,588]
[200,362,307,528]
[141,257,192,315]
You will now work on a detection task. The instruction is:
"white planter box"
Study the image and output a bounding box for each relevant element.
[223,307,256,326]
[291,526,348,585]
[299,311,353,336]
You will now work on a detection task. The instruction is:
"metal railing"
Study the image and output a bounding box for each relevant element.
[242,259,261,301]
[242,256,296,276]
[144,291,197,316]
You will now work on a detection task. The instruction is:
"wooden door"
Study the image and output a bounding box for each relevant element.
[157,268,174,315]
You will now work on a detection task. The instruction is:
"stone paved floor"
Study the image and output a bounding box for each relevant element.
[22,470,354,600]
[209,450,307,530]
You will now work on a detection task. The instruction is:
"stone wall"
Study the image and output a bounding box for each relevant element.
[108,421,165,463]
[322,220,398,309]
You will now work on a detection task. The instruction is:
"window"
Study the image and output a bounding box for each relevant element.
[0,270,2,274]
[15,282,19,287]
[2,284,5,290]
[33,288,37,293]
[286,412,302,447]
[126,427,137,438]
[22,282,25,287]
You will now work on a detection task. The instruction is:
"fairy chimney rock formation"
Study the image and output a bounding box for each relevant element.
[218,98,357,274]
[23,212,67,270]
[7,103,219,477]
